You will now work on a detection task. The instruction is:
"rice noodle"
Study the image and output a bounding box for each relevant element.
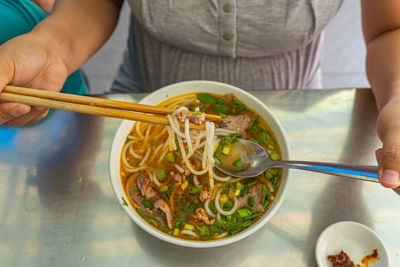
[204,199,216,218]
[123,165,148,173]
[153,126,167,140]
[139,148,151,166]
[215,232,228,239]
[157,147,170,165]
[143,125,152,145]
[193,175,199,186]
[135,122,145,139]
[149,144,163,162]
[122,140,136,168]
[174,164,185,174]
[172,106,188,116]
[212,169,232,182]
[167,115,186,138]
[185,119,193,153]
[181,230,199,238]
[215,189,238,216]
[150,171,162,187]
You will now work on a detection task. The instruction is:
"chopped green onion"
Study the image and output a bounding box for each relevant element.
[174,218,186,228]
[214,157,222,166]
[257,132,265,145]
[237,208,252,218]
[222,146,230,155]
[143,200,153,209]
[270,153,279,161]
[150,138,155,144]
[247,196,255,207]
[246,180,257,187]
[240,186,248,196]
[201,104,207,112]
[184,224,194,231]
[173,151,181,157]
[249,118,259,127]
[208,201,217,214]
[156,170,167,181]
[173,228,180,236]
[166,185,175,195]
[163,226,170,232]
[196,225,210,236]
[201,235,212,240]
[136,209,146,217]
[273,177,279,186]
[244,212,264,221]
[162,192,169,202]
[232,158,242,168]
[262,199,270,209]
[188,106,195,112]
[234,189,240,196]
[165,152,175,162]
[236,182,244,190]
[220,112,227,118]
[214,104,229,114]
[160,185,168,192]
[216,98,224,104]
[196,93,216,103]
[250,138,257,143]
[121,197,128,207]
[183,202,190,212]
[223,200,233,210]
[268,144,275,150]
[195,111,202,115]
[210,225,222,234]
[189,185,203,194]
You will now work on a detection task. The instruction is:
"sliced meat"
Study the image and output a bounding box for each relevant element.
[199,190,212,202]
[192,208,215,225]
[154,199,174,229]
[220,114,251,136]
[177,110,206,125]
[137,173,158,199]
[237,184,264,213]
[222,93,237,102]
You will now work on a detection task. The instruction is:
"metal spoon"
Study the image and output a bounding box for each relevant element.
[215,138,379,183]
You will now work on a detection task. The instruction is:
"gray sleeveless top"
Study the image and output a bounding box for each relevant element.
[111,0,343,93]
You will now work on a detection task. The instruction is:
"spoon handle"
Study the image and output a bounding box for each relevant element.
[273,161,379,183]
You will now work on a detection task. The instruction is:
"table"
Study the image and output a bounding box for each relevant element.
[0,89,399,267]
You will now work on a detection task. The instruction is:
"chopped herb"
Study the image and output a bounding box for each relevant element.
[240,186,248,196]
[223,136,232,144]
[249,127,257,134]
[156,170,167,181]
[195,111,202,115]
[189,185,203,194]
[236,209,252,218]
[220,112,227,118]
[222,146,230,155]
[214,104,229,114]
[162,192,169,202]
[173,151,181,157]
[189,106,195,112]
[183,202,190,212]
[236,182,244,190]
[213,150,221,157]
[173,228,180,236]
[166,185,175,195]
[270,153,279,161]
[216,98,224,104]
[273,177,279,186]
[196,93,216,103]
[163,226,170,232]
[151,138,155,144]
[165,152,175,163]
[237,208,252,218]
[121,197,128,206]
[231,138,239,144]
[196,225,210,236]
[174,218,186,228]
[223,200,233,210]
[249,118,259,127]
[209,201,217,214]
[143,200,153,209]
[201,104,207,113]
[248,196,255,207]
[250,138,258,143]
[232,158,242,168]
[210,225,222,234]
[214,157,222,166]
[262,199,270,209]
[201,235,212,240]
[136,209,146,217]
[257,132,265,145]
[246,180,257,187]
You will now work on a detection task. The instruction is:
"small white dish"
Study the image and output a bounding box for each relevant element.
[315,221,390,267]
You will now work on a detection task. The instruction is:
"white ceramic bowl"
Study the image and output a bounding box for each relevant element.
[316,221,390,267]
[109,80,290,248]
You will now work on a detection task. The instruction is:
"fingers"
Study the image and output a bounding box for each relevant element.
[0,102,49,126]
[376,123,400,188]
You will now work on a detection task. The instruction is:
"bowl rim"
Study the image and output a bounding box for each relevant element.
[109,80,291,248]
[315,221,390,267]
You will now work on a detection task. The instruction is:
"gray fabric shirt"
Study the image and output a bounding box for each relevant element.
[111,0,343,93]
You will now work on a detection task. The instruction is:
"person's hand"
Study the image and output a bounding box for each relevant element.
[0,33,69,126]
[376,95,400,194]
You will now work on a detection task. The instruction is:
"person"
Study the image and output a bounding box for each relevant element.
[0,0,398,192]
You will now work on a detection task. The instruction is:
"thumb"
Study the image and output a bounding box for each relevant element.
[378,123,400,188]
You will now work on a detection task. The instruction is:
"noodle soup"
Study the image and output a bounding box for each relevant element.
[120,93,282,241]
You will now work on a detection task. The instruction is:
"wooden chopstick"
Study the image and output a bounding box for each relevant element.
[2,85,222,122]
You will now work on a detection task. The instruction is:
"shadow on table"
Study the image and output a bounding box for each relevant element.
[130,220,263,267]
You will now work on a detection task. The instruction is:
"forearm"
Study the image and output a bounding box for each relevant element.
[32,0,122,73]
[366,29,400,110]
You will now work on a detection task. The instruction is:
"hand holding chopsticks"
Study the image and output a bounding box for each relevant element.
[0,85,221,128]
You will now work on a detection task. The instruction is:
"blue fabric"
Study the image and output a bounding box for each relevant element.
[0,0,88,95]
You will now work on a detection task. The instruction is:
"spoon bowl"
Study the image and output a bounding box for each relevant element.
[215,138,379,182]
